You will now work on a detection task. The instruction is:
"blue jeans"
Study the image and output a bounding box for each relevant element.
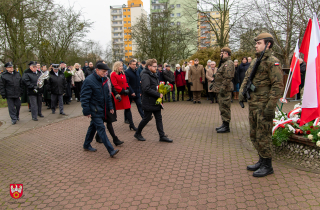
[130,95,144,118]
[84,117,115,154]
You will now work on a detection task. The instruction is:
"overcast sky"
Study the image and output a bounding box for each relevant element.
[54,0,150,48]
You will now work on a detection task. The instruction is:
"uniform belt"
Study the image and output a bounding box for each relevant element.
[255,86,270,92]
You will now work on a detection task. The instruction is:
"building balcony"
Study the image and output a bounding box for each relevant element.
[112,35,123,39]
[111,11,122,15]
[112,17,123,21]
[112,23,123,26]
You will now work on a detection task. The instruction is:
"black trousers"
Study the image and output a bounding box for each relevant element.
[74,82,82,100]
[125,108,135,126]
[186,80,192,99]
[136,110,165,138]
[7,98,21,121]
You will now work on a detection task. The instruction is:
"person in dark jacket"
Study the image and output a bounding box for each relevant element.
[163,65,176,102]
[125,60,144,118]
[41,65,52,109]
[174,64,186,101]
[82,61,89,76]
[232,60,240,100]
[80,63,119,157]
[47,64,67,115]
[134,59,173,143]
[22,61,44,121]
[238,57,250,88]
[138,61,146,76]
[0,62,23,124]
[85,62,95,77]
[157,65,164,82]
[298,58,306,100]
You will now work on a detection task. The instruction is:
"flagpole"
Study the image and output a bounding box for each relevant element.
[283,58,299,101]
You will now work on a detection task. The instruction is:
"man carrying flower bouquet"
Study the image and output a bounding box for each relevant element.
[134,59,173,143]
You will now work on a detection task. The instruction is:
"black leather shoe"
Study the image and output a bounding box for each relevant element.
[187,98,192,101]
[47,107,51,109]
[32,118,38,121]
[113,136,124,146]
[150,115,153,121]
[198,101,201,104]
[247,156,263,171]
[134,133,146,141]
[38,114,44,117]
[52,110,55,114]
[217,121,230,133]
[12,121,16,125]
[253,158,274,177]
[84,147,97,152]
[66,102,70,105]
[124,119,130,124]
[159,136,173,143]
[193,101,196,104]
[60,112,66,115]
[110,149,119,157]
[29,109,31,112]
[17,118,19,121]
[130,125,137,131]
[173,100,176,102]
[95,135,103,143]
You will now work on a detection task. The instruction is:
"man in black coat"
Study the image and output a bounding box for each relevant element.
[0,62,23,124]
[298,58,306,100]
[125,59,144,119]
[80,63,119,157]
[134,58,173,143]
[82,61,89,76]
[162,65,176,102]
[85,62,95,77]
[47,64,67,115]
[22,61,44,121]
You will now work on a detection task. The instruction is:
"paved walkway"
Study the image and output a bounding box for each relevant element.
[1,98,320,210]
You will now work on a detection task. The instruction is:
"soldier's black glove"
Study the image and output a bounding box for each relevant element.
[209,83,214,90]
[124,89,130,95]
[239,92,245,102]
[263,107,274,121]
[115,94,122,102]
[189,82,193,86]
[201,81,205,84]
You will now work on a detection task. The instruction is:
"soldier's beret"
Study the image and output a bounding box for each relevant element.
[96,63,110,70]
[28,61,37,66]
[254,33,273,41]
[4,62,13,68]
[221,47,231,54]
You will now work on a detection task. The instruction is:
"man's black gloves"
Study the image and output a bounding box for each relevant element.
[189,82,193,86]
[201,81,205,84]
[124,89,130,95]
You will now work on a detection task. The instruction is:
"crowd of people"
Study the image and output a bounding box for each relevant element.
[0,32,306,177]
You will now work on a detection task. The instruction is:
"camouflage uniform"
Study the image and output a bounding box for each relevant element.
[213,57,235,123]
[240,49,283,158]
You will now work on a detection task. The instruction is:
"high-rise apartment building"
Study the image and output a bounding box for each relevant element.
[198,10,229,49]
[110,0,147,62]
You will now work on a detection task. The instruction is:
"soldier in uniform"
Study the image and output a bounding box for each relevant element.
[239,33,284,177]
[212,47,235,133]
[188,58,205,104]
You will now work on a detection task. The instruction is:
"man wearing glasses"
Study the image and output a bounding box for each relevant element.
[134,59,173,143]
[212,47,235,133]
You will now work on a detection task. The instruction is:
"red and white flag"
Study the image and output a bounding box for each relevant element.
[290,40,301,97]
[299,13,320,126]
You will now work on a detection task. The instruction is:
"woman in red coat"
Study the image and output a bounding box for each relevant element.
[174,64,186,101]
[111,61,137,131]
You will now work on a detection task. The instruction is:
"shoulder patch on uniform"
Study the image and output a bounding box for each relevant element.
[274,63,279,66]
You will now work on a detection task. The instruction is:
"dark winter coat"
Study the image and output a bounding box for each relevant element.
[0,70,23,99]
[163,69,175,84]
[238,62,250,87]
[125,67,141,97]
[22,68,44,96]
[174,69,186,87]
[157,70,164,82]
[47,70,67,95]
[300,62,306,87]
[103,75,118,123]
[140,69,161,112]
[85,67,95,78]
[82,65,89,76]
[80,71,113,119]
[138,65,145,77]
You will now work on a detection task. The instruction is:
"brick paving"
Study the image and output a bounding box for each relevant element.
[1,98,320,209]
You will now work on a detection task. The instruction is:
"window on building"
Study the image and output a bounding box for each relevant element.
[112,10,117,13]
[171,13,174,17]
[125,39,127,41]
[124,9,126,12]
[120,27,122,30]
[124,21,127,23]
[119,15,122,18]
[128,27,131,29]
[177,13,180,17]
[113,27,118,31]
[125,50,128,53]
[125,56,128,58]
[124,27,127,29]
[129,33,131,35]
[128,21,131,23]
[128,15,130,17]
[129,50,132,52]
[176,4,180,8]
[124,15,126,18]
[112,21,117,24]
[126,45,128,47]
[113,16,117,20]
[128,9,130,11]
[177,22,181,25]
[114,33,118,36]
[119,21,122,24]
[170,4,174,8]
[129,44,132,46]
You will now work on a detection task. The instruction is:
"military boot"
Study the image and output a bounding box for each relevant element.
[253,158,274,177]
[215,123,224,131]
[217,121,230,133]
[247,155,263,171]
